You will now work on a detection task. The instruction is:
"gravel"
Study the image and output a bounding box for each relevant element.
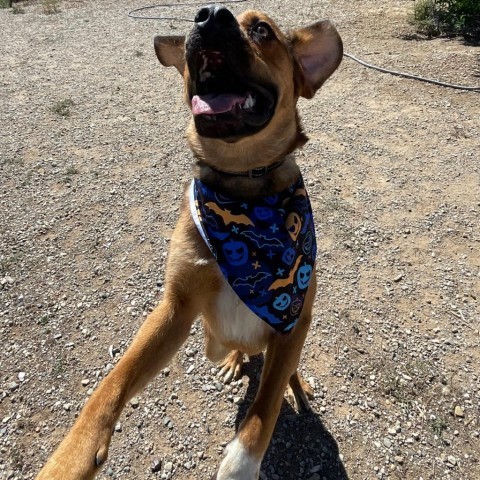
[0,1,479,479]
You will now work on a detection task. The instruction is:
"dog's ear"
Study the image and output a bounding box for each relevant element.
[290,21,343,99]
[154,36,186,74]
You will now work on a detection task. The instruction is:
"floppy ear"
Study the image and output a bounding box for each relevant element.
[154,36,186,75]
[290,21,343,99]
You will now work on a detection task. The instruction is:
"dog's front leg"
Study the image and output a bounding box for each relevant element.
[36,294,197,480]
[215,274,316,480]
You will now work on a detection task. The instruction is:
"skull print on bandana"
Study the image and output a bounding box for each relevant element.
[189,175,316,334]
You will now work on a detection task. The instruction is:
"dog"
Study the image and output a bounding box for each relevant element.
[37,5,342,479]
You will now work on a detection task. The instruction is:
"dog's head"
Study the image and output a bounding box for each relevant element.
[154,6,342,170]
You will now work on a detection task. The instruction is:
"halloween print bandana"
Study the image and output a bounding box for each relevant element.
[189,175,316,334]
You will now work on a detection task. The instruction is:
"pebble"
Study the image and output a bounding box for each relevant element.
[164,461,173,473]
[18,372,26,382]
[454,406,465,417]
[151,457,162,473]
[130,397,139,408]
[186,364,195,374]
[387,427,397,435]
[81,379,90,386]
[115,422,122,432]
[394,456,404,464]
[233,396,244,405]
[8,382,19,391]
[383,438,392,448]
[447,455,457,466]
[63,403,71,411]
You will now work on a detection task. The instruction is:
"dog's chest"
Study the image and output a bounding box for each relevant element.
[214,279,272,348]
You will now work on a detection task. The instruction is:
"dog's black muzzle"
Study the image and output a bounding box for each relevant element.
[185,5,277,139]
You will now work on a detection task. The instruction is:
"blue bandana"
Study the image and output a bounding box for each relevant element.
[189,175,316,334]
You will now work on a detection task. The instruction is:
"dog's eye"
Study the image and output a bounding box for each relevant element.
[251,22,273,41]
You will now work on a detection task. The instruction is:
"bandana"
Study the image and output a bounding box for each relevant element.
[189,175,316,334]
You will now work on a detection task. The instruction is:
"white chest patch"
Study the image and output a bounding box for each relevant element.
[216,438,261,480]
[215,281,273,348]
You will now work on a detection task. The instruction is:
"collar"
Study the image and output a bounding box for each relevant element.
[201,160,285,178]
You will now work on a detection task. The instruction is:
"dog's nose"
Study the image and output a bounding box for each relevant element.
[194,5,236,34]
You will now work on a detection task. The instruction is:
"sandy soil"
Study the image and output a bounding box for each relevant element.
[0,1,479,479]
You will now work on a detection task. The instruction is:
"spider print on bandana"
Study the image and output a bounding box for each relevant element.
[190,175,316,334]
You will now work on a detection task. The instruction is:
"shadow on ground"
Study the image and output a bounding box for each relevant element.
[233,355,349,480]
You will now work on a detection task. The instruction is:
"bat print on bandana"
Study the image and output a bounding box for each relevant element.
[190,176,316,334]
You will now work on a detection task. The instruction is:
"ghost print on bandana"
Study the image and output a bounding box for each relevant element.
[189,176,316,334]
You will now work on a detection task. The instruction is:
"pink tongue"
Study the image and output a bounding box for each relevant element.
[191,94,246,115]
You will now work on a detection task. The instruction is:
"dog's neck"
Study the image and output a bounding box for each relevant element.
[195,155,301,199]
[201,159,285,179]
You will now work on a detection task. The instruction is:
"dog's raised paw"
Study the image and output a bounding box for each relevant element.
[218,350,244,383]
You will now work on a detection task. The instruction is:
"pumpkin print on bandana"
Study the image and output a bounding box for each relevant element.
[189,175,316,334]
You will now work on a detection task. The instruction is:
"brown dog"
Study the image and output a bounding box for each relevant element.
[37,6,342,480]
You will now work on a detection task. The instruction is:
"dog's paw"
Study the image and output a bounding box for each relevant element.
[214,438,261,480]
[286,372,314,413]
[217,350,244,383]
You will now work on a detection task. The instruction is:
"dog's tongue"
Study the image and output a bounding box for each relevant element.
[191,94,246,115]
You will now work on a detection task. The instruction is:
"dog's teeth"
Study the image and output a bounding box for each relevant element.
[243,94,256,110]
[199,71,212,82]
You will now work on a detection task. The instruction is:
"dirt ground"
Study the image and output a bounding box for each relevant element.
[0,1,479,479]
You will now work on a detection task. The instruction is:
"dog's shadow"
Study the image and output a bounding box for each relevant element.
[234,355,349,480]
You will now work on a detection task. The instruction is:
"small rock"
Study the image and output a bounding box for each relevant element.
[447,455,457,466]
[388,427,397,435]
[383,438,392,448]
[115,422,122,432]
[233,396,244,405]
[130,397,139,408]
[9,382,19,391]
[81,379,90,386]
[63,403,71,411]
[108,345,120,358]
[18,372,26,382]
[186,364,195,374]
[454,406,465,418]
[151,458,162,473]
[164,461,173,473]
[394,456,404,464]
[393,273,403,282]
